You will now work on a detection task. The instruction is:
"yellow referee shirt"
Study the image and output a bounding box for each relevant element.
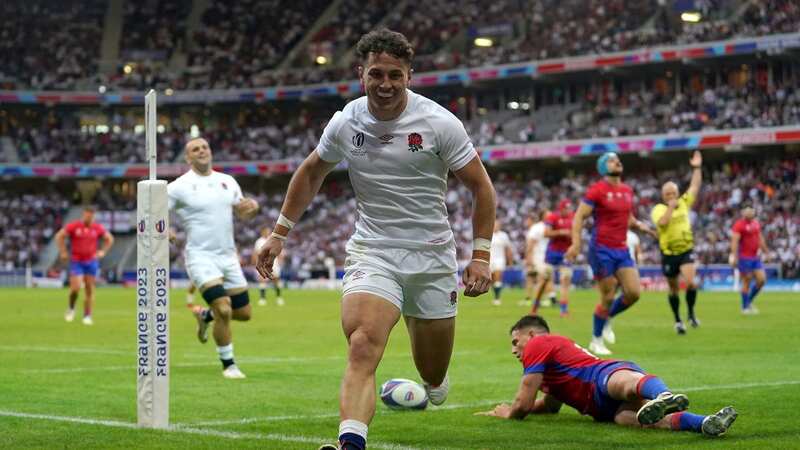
[651,192,695,255]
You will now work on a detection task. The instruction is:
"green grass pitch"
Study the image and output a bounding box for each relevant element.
[1,287,798,449]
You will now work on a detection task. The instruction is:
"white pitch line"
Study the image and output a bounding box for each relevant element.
[20,356,342,374]
[187,413,340,426]
[0,410,423,450]
[182,379,800,427]
[678,380,800,392]
[0,345,128,355]
[185,399,504,427]
[20,351,487,375]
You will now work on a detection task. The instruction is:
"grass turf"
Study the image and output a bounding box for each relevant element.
[0,287,798,449]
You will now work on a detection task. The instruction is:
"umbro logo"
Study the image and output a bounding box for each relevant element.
[379,134,394,144]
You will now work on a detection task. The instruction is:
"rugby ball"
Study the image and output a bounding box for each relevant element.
[380,378,428,410]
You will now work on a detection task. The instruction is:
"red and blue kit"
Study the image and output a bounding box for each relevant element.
[65,220,106,276]
[732,218,763,273]
[521,334,645,421]
[582,180,636,278]
[544,212,573,266]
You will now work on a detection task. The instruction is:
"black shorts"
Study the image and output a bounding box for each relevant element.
[660,250,695,278]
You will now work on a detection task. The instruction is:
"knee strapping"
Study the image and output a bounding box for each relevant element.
[202,284,227,303]
[230,291,250,309]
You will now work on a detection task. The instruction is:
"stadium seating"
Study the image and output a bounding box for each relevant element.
[3,0,800,90]
[9,69,798,164]
[183,0,329,89]
[120,0,191,61]
[0,0,105,90]
[0,190,71,269]
[158,155,800,279]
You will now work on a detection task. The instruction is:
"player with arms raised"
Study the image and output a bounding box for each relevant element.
[256,29,496,450]
[477,315,737,437]
[566,152,655,355]
[168,137,260,379]
[55,205,114,325]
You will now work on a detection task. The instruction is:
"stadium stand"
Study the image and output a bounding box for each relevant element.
[183,0,329,89]
[1,0,799,285]
[0,190,71,269]
[4,0,800,90]
[157,153,800,280]
[0,0,105,90]
[120,0,191,61]
[8,65,798,163]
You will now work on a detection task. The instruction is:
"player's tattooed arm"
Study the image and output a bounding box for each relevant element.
[257,152,336,280]
[453,156,495,297]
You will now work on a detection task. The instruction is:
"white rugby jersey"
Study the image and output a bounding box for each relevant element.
[491,230,512,257]
[168,170,243,254]
[527,221,548,264]
[317,90,476,249]
[626,230,640,262]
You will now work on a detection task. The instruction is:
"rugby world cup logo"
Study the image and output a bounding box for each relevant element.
[138,220,145,233]
[155,219,166,233]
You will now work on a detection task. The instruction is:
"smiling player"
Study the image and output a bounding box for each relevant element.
[256,29,497,450]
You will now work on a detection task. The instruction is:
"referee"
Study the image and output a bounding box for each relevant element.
[651,151,702,334]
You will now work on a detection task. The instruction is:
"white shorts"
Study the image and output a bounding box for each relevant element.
[184,250,247,290]
[534,259,552,277]
[490,256,506,273]
[342,240,458,320]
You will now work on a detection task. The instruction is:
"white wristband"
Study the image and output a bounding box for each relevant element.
[473,238,491,253]
[277,214,296,230]
[270,232,287,242]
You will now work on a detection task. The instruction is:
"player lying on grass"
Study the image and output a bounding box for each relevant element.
[477,315,737,437]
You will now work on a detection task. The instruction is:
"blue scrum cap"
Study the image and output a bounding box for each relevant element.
[596,152,618,176]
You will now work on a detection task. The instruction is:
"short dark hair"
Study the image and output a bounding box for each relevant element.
[83,205,96,212]
[510,315,550,334]
[355,28,414,64]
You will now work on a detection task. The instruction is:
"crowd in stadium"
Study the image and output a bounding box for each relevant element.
[1,1,798,283]
[552,78,800,141]
[0,0,105,91]
[155,155,800,280]
[34,148,798,281]
[8,70,800,164]
[2,0,800,90]
[120,0,190,61]
[0,190,71,270]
